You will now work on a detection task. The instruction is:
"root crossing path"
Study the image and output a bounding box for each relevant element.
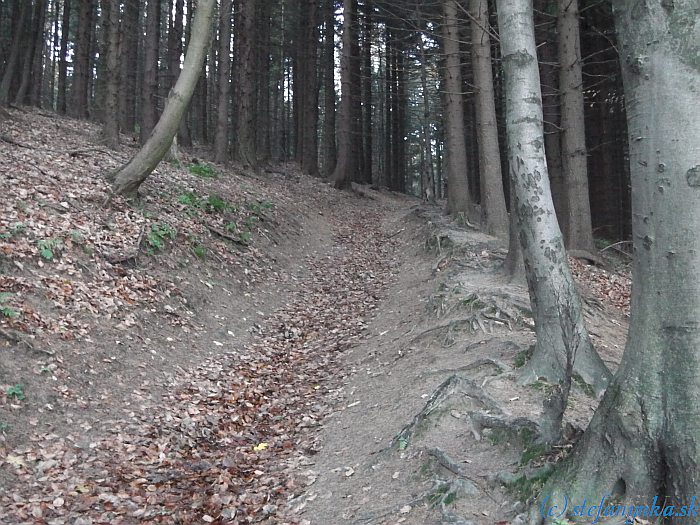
[0,186,407,524]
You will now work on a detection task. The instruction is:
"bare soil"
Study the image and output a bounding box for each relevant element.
[1,109,629,525]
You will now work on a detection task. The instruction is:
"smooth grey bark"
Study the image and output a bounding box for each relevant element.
[470,0,508,238]
[558,0,594,252]
[110,0,215,198]
[213,0,232,163]
[442,0,472,215]
[496,0,611,405]
[529,0,700,519]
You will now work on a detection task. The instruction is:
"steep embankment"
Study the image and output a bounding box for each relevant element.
[0,108,407,523]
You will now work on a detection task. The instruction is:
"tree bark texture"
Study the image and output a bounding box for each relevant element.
[496,0,611,398]
[532,0,700,518]
[111,0,216,198]
[442,0,471,215]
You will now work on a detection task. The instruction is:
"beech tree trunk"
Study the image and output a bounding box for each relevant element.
[213,0,232,163]
[558,0,594,252]
[442,0,471,215]
[111,0,215,198]
[470,0,508,238]
[529,0,700,518]
[496,0,611,406]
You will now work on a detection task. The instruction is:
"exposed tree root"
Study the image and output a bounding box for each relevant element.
[427,357,511,377]
[390,375,502,450]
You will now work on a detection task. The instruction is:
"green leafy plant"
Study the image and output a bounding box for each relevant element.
[0,421,8,432]
[6,384,25,401]
[188,163,217,178]
[225,221,238,233]
[0,222,26,239]
[398,437,409,450]
[205,194,230,213]
[178,191,202,208]
[37,238,62,260]
[0,293,18,318]
[239,231,252,245]
[147,223,176,251]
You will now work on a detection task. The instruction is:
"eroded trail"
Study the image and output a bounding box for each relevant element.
[1,192,401,524]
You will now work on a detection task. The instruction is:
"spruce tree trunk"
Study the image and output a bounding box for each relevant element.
[72,0,92,118]
[119,0,139,132]
[213,0,232,163]
[419,24,435,203]
[331,0,358,190]
[235,0,257,168]
[0,0,29,105]
[57,0,71,114]
[470,0,508,238]
[558,0,594,252]
[442,0,472,215]
[322,0,337,176]
[102,0,121,149]
[140,0,160,143]
[110,0,215,199]
[530,0,700,518]
[496,0,611,403]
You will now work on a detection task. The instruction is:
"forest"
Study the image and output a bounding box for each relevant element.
[0,0,698,524]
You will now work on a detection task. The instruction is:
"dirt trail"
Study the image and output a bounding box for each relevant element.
[0,160,411,523]
[1,110,631,525]
[293,208,628,525]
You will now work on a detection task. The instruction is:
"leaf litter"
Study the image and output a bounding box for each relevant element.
[0,108,398,523]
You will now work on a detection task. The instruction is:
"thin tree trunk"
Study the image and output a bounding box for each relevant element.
[558,0,594,252]
[470,0,508,237]
[442,0,471,215]
[419,25,435,203]
[111,0,216,198]
[360,0,372,184]
[213,0,232,163]
[496,0,611,415]
[322,0,336,176]
[56,0,71,113]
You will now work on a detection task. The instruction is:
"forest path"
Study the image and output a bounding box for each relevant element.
[0,138,413,523]
[1,109,630,525]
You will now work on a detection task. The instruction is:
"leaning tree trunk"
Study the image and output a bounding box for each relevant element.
[470,0,508,238]
[111,0,215,199]
[442,0,472,215]
[558,0,594,252]
[528,0,700,519]
[496,0,611,414]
